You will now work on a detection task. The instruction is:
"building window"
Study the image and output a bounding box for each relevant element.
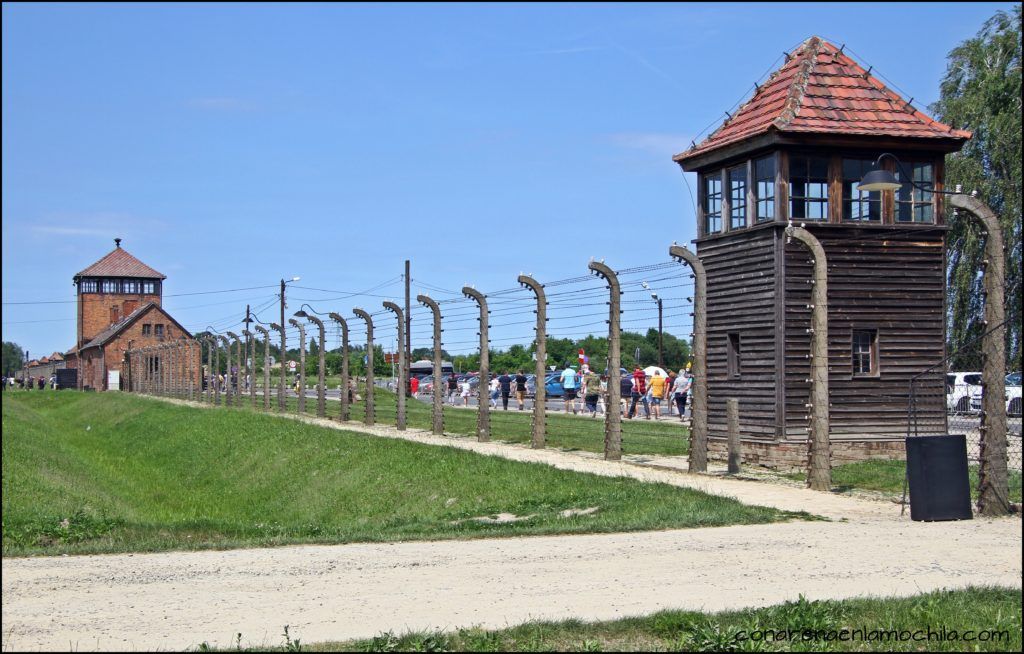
[754,156,776,222]
[852,330,878,376]
[895,162,934,223]
[154,324,164,338]
[142,324,152,336]
[123,280,139,294]
[728,165,747,230]
[148,355,160,376]
[80,279,98,293]
[789,155,830,220]
[703,173,723,234]
[101,279,119,294]
[842,159,882,222]
[142,281,157,294]
[727,332,741,378]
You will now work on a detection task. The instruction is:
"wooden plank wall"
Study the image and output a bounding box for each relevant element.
[699,229,779,441]
[783,226,947,440]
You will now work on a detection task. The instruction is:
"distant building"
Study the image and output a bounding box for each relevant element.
[21,352,66,381]
[63,238,200,391]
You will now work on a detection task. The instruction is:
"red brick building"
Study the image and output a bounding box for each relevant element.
[64,239,200,391]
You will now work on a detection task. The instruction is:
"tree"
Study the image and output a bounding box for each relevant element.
[2,341,25,376]
[932,6,1022,367]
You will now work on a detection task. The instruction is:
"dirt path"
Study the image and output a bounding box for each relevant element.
[3,400,1020,651]
[3,517,1020,651]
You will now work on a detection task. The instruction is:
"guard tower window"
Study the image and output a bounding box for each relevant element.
[754,156,776,222]
[852,330,878,376]
[728,165,747,230]
[142,281,157,294]
[123,280,139,294]
[895,162,934,223]
[101,279,119,293]
[789,155,830,221]
[703,173,723,234]
[80,279,98,293]
[727,332,741,378]
[843,159,882,222]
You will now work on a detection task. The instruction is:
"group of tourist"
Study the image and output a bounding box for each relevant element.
[1,375,56,390]
[433,365,693,422]
[558,365,692,421]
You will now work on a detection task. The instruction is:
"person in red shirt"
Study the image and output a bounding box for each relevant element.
[409,375,419,398]
[627,366,650,419]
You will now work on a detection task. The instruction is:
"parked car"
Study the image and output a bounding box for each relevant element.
[969,372,1023,416]
[417,375,434,395]
[946,372,982,413]
[544,372,565,398]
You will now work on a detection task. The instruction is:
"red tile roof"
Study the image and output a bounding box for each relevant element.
[675,37,971,163]
[74,246,166,280]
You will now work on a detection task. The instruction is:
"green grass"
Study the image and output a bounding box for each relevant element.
[784,459,1023,503]
[2,392,791,556]
[196,587,1022,652]
[228,384,690,457]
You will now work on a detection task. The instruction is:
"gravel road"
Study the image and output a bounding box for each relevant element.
[3,401,1020,651]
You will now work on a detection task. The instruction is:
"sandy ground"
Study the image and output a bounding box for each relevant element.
[3,400,1021,651]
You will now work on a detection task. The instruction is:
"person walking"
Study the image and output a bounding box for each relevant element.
[497,371,513,410]
[649,370,666,420]
[560,365,579,414]
[409,375,419,399]
[488,374,501,409]
[582,367,602,417]
[627,366,650,419]
[619,372,633,416]
[460,376,472,407]
[514,370,528,411]
[447,373,459,405]
[673,369,691,423]
[664,370,677,415]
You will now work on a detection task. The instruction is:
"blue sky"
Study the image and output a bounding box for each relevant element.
[2,2,1013,359]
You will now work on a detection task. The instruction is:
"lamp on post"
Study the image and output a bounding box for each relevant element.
[642,281,664,369]
[859,155,1010,516]
[278,276,301,411]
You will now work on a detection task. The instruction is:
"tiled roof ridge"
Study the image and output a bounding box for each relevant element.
[74,246,167,280]
[697,38,807,147]
[828,46,968,139]
[676,36,971,163]
[773,36,823,131]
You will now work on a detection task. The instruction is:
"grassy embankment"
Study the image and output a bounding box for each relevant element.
[199,587,1021,652]
[2,392,793,556]
[784,459,1023,503]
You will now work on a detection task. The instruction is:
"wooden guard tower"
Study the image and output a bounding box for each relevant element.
[674,36,971,467]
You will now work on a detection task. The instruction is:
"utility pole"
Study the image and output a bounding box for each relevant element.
[245,305,254,407]
[279,279,286,411]
[657,297,664,369]
[405,260,411,368]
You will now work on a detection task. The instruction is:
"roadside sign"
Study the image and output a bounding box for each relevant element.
[289,361,297,372]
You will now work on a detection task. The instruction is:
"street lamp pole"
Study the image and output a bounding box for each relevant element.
[642,282,664,369]
[278,276,300,411]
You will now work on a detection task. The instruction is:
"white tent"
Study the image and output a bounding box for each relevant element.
[643,365,668,378]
